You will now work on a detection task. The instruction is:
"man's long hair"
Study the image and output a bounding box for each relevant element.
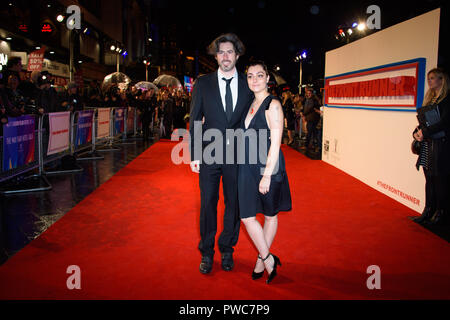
[423,68,449,105]
[207,33,245,56]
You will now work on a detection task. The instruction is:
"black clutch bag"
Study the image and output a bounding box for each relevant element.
[417,104,445,139]
[411,140,421,155]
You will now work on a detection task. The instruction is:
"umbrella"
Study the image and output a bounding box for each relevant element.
[269,71,287,86]
[153,74,182,89]
[134,81,159,93]
[102,72,131,93]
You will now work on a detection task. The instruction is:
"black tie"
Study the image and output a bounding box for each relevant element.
[223,77,233,121]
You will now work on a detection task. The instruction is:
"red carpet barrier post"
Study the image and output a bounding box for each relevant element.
[0,114,51,194]
[95,107,121,152]
[75,108,105,161]
[43,112,83,176]
[114,107,136,146]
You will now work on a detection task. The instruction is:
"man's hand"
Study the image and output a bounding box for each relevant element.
[190,160,200,173]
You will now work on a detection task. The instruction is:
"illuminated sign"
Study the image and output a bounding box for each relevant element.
[19,24,29,33]
[0,53,8,71]
[184,76,194,93]
[324,58,426,111]
[41,23,53,33]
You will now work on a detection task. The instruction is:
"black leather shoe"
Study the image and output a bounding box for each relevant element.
[414,207,435,223]
[221,252,234,271]
[199,256,213,274]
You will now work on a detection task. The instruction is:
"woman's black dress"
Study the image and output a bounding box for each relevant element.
[283,98,296,131]
[238,95,292,218]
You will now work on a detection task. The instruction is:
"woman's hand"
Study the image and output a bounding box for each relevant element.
[259,175,271,194]
[414,129,424,142]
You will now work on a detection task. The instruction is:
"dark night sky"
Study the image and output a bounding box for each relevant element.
[151,0,449,88]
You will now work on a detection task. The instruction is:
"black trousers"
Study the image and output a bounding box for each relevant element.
[306,120,318,147]
[141,114,151,139]
[198,163,240,258]
[424,169,450,211]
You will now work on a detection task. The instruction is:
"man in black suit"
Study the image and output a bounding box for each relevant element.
[189,33,253,274]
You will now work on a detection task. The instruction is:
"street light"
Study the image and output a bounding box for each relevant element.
[110,44,124,72]
[357,22,366,31]
[295,50,307,94]
[143,60,150,81]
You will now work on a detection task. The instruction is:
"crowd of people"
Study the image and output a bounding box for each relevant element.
[1,56,323,150]
[270,86,323,152]
[0,57,192,140]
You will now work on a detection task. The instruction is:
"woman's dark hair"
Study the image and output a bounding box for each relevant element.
[246,60,269,76]
[207,33,245,56]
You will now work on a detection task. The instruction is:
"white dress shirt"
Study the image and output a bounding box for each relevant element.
[217,68,238,112]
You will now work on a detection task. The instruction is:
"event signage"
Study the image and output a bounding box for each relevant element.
[324,58,426,111]
[2,116,35,171]
[27,47,46,72]
[75,110,94,147]
[0,53,7,71]
[97,108,110,139]
[184,76,194,93]
[47,112,70,155]
[114,108,125,135]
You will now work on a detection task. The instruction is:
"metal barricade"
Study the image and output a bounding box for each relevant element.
[95,107,121,152]
[114,107,135,146]
[0,114,51,194]
[74,108,104,161]
[41,112,83,176]
[0,105,147,194]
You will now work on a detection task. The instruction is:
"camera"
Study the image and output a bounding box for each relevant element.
[37,71,54,87]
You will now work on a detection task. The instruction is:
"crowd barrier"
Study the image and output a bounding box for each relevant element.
[0,106,145,195]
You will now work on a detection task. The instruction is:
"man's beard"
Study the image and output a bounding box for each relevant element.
[219,60,236,72]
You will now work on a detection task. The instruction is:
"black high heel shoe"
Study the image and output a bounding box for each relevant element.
[262,253,282,284]
[252,255,264,280]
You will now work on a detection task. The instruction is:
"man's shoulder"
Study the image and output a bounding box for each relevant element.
[196,72,216,83]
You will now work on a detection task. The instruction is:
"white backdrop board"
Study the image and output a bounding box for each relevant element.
[322,9,440,212]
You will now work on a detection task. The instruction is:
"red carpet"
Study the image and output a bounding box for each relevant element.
[0,140,449,300]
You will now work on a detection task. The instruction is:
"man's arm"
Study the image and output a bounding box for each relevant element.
[189,78,204,172]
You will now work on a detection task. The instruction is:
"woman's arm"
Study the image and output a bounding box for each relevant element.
[263,99,284,177]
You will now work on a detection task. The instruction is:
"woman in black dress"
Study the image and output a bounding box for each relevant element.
[282,90,295,145]
[238,61,292,284]
[413,68,450,225]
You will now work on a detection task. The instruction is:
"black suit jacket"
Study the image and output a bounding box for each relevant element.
[189,70,253,163]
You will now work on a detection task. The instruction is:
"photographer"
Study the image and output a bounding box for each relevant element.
[5,74,26,117]
[35,71,59,115]
[413,68,450,226]
[157,89,174,139]
[60,82,84,112]
[85,80,103,108]
[0,73,11,124]
[0,95,9,129]
[104,86,121,108]
[173,89,188,130]
[141,88,157,141]
[302,88,321,150]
